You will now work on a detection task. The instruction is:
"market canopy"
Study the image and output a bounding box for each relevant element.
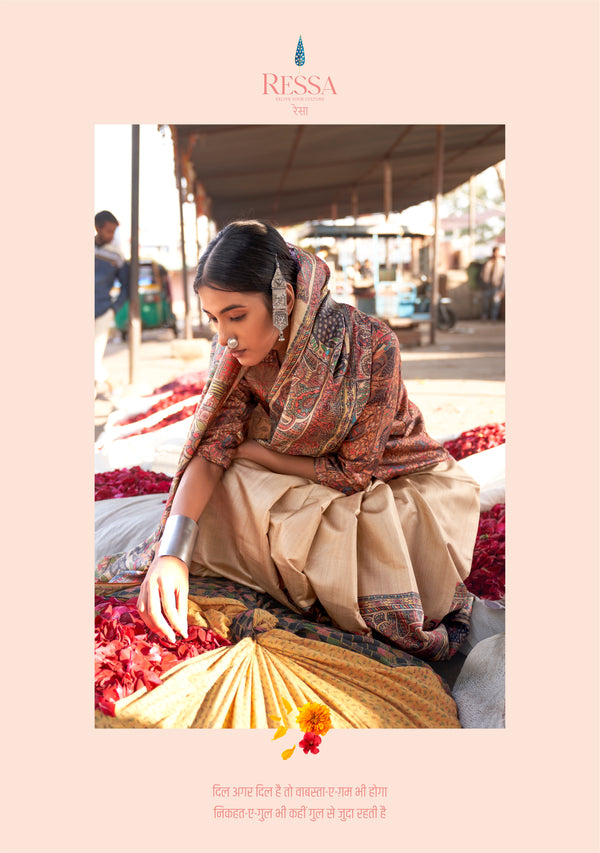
[170,124,505,228]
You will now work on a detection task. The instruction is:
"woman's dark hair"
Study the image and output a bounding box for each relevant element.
[193,220,299,307]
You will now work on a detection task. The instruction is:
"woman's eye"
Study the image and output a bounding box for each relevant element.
[204,314,245,324]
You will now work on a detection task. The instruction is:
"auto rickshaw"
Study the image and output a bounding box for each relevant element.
[112,260,178,340]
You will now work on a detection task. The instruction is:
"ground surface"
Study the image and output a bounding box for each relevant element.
[95,318,505,442]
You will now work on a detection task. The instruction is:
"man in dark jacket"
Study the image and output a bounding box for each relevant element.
[479,246,505,321]
[95,210,129,393]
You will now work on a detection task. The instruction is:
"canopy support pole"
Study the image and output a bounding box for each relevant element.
[351,190,359,265]
[128,124,141,386]
[469,174,476,261]
[175,139,192,339]
[430,125,445,345]
[384,159,392,268]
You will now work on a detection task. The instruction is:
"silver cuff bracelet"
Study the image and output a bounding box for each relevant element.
[157,514,199,566]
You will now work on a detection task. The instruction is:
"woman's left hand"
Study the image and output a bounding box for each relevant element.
[231,439,260,462]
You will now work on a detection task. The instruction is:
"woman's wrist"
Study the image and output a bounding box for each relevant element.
[158,514,199,566]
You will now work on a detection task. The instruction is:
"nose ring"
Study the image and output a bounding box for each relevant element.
[227,337,239,350]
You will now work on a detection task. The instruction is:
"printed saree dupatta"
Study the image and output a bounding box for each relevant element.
[96,246,479,659]
[96,247,344,583]
[95,345,243,582]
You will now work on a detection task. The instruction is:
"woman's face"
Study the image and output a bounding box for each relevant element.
[198,286,283,367]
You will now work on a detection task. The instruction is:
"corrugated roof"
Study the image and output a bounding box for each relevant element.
[171,124,505,228]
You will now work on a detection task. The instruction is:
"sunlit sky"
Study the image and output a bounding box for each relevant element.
[94,124,183,256]
[95,125,504,267]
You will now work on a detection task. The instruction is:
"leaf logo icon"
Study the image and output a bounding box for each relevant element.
[295,36,305,66]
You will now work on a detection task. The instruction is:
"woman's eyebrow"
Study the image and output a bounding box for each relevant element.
[203,303,247,317]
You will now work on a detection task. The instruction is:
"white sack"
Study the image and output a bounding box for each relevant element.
[95,493,167,564]
[94,416,193,474]
[457,443,505,509]
[460,596,506,655]
[452,633,505,728]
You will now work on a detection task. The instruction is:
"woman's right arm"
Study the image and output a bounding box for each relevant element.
[137,455,223,642]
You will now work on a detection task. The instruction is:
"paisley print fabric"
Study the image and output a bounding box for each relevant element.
[95,246,477,663]
[195,249,448,492]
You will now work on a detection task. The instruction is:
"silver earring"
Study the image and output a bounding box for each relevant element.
[271,257,288,342]
[227,337,239,349]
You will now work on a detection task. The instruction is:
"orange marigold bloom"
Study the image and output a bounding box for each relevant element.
[296,702,332,736]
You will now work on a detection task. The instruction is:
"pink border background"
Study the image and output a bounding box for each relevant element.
[1,2,598,851]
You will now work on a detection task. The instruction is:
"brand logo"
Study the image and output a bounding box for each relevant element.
[262,35,337,114]
[262,74,337,96]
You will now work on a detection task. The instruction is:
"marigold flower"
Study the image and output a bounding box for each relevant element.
[296,702,332,736]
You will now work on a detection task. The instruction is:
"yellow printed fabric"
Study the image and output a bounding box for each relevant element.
[95,626,460,730]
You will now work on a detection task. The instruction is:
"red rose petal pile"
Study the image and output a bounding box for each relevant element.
[443,422,506,461]
[114,378,206,427]
[94,466,173,501]
[95,595,231,716]
[119,403,198,439]
[149,372,207,396]
[465,502,505,600]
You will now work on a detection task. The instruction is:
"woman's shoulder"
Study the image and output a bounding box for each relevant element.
[346,305,400,350]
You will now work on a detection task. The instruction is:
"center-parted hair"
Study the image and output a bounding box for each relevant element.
[193,220,299,307]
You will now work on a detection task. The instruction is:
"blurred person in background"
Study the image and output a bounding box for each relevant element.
[479,245,505,321]
[94,210,129,395]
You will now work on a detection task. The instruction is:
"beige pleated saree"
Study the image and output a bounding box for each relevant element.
[97,247,480,660]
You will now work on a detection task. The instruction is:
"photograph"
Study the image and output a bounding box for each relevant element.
[93,123,507,736]
[2,2,598,852]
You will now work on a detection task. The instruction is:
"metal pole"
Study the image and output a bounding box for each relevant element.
[128,124,141,385]
[469,175,476,261]
[383,159,392,219]
[373,233,379,314]
[175,142,192,339]
[351,191,359,266]
[384,159,392,268]
[430,125,445,345]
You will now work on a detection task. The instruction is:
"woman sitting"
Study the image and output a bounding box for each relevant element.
[97,220,480,661]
